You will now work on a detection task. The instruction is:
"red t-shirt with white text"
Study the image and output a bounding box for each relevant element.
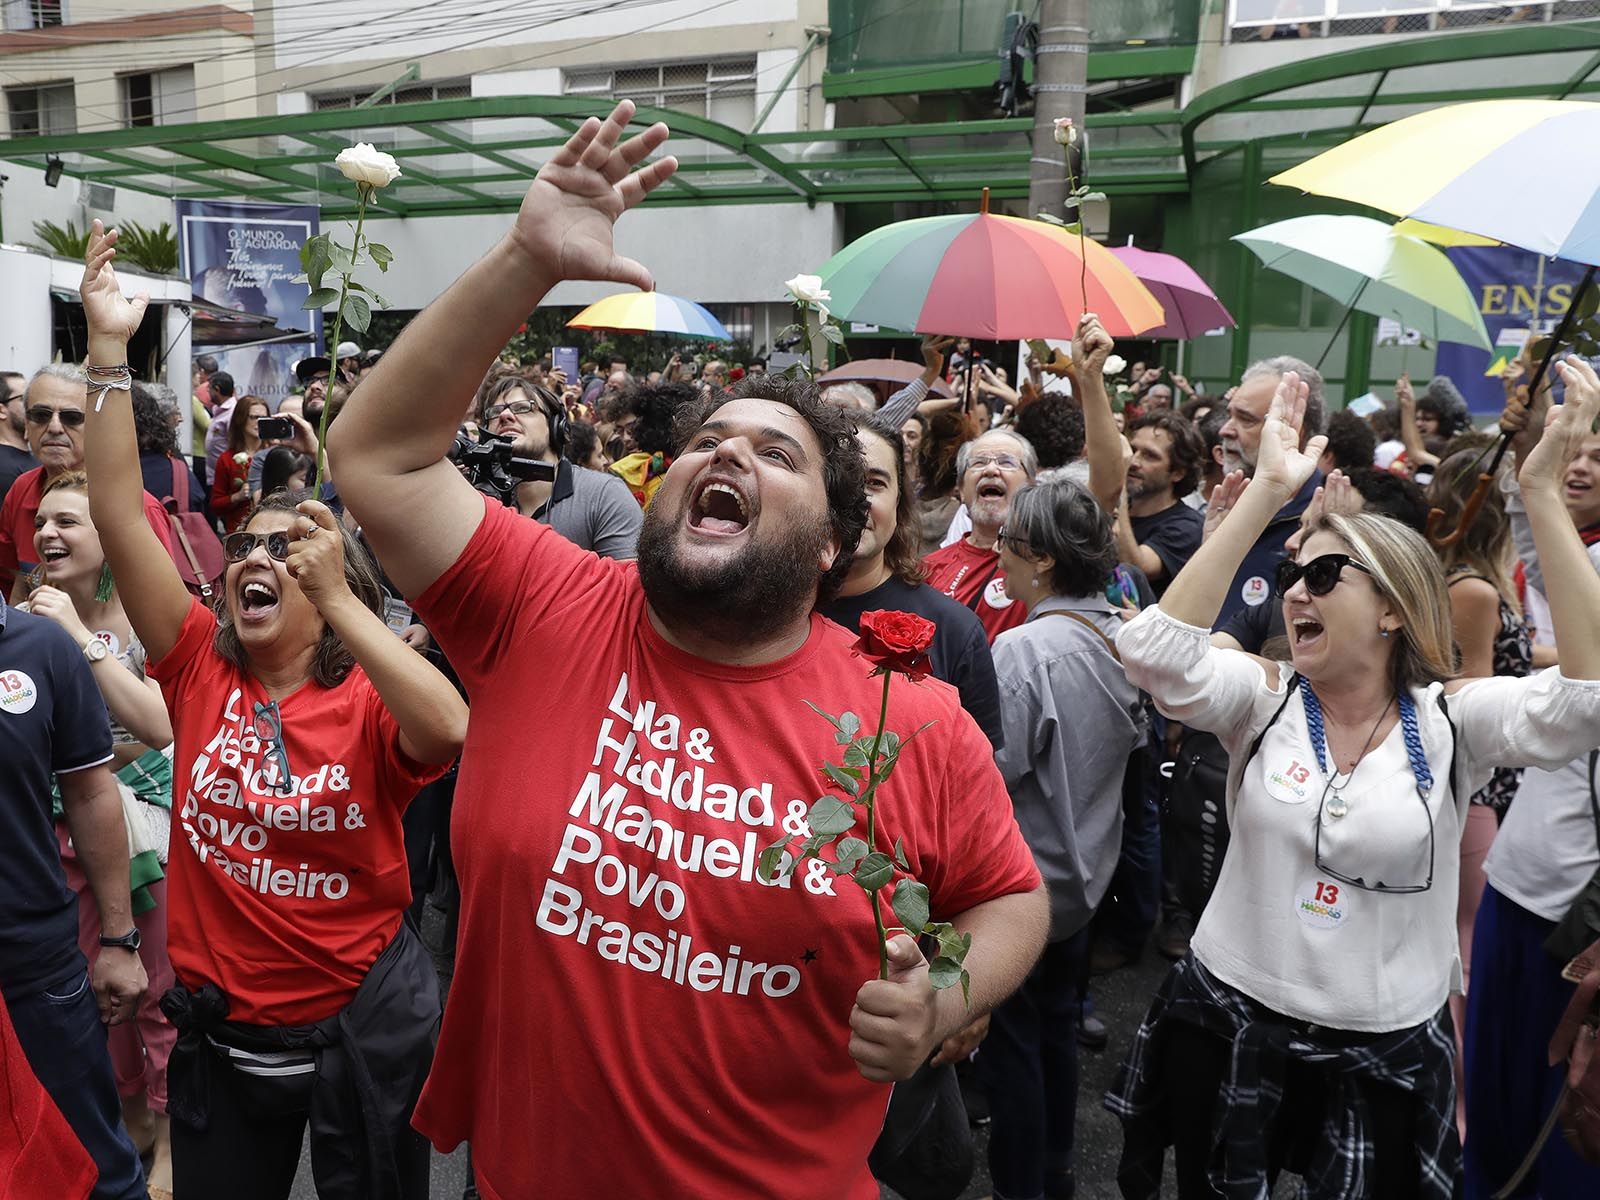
[147,598,445,1025]
[922,537,1026,643]
[0,466,174,591]
[409,497,1040,1200]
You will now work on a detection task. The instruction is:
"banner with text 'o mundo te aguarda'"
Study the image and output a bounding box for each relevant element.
[175,200,321,409]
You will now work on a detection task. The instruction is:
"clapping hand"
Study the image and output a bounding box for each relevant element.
[510,100,678,291]
[1201,469,1248,543]
[1520,356,1600,496]
[1252,370,1326,501]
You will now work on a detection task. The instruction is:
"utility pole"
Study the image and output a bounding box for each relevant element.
[1028,0,1089,222]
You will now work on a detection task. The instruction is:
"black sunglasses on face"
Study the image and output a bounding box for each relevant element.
[224,531,291,563]
[1274,552,1373,599]
[26,406,85,427]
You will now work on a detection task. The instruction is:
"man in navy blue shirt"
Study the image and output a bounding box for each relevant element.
[0,594,149,1200]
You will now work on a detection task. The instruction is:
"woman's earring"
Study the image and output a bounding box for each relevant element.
[94,563,115,604]
[1378,625,1391,638]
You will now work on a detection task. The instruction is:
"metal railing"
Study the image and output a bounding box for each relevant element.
[1227,0,1600,41]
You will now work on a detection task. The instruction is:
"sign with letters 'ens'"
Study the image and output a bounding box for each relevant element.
[1436,246,1590,417]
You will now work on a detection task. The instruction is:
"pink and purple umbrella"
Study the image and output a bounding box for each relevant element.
[1108,246,1235,340]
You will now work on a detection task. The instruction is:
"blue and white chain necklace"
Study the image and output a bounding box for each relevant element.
[1298,677,1433,819]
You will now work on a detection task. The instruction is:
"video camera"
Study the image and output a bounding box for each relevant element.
[448,430,555,506]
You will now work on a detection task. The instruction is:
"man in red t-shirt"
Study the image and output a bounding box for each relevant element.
[330,102,1048,1200]
[922,428,1038,643]
[0,367,174,602]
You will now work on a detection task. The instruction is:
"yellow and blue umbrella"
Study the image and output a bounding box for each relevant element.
[568,291,732,341]
[1269,100,1600,263]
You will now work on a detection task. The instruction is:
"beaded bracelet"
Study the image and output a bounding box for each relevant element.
[84,363,133,413]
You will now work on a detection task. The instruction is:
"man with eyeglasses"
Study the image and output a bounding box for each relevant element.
[0,366,175,603]
[479,373,642,558]
[0,369,36,502]
[921,429,1038,642]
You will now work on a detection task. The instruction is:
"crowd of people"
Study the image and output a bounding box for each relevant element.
[3,98,1600,1200]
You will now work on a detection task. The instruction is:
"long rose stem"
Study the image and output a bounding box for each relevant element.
[312,185,368,492]
[863,671,893,980]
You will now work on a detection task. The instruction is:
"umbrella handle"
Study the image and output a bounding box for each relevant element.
[1426,471,1495,549]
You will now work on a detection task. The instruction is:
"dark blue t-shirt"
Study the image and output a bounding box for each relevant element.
[1213,473,1320,629]
[0,598,114,999]
[821,575,1005,751]
[1129,501,1203,597]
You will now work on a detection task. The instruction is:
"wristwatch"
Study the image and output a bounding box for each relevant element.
[82,637,108,663]
[99,928,141,952]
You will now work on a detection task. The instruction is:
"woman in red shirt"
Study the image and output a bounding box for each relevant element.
[80,225,468,1200]
[210,396,269,532]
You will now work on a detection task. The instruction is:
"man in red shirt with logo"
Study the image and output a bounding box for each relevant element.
[330,102,1049,1200]
[922,429,1038,642]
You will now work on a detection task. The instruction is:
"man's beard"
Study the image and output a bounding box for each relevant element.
[1221,442,1254,477]
[6,408,22,438]
[636,503,831,643]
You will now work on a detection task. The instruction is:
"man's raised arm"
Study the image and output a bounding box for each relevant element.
[329,101,676,598]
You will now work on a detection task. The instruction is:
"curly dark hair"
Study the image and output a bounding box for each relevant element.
[1013,395,1085,470]
[1127,409,1206,499]
[131,382,179,457]
[669,373,868,603]
[564,419,600,467]
[1322,409,1377,474]
[621,381,699,456]
[213,489,386,688]
[1345,468,1429,533]
[856,417,924,587]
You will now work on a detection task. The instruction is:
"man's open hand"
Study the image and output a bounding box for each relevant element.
[509,100,678,292]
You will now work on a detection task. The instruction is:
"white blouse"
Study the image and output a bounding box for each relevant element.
[1117,605,1600,1032]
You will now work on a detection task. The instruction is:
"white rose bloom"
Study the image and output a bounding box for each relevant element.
[335,143,402,189]
[784,274,831,307]
[1103,354,1126,376]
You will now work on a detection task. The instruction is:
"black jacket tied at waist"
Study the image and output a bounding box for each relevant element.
[160,921,440,1200]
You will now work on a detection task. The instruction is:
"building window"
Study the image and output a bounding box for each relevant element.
[2,0,65,31]
[4,80,76,137]
[120,65,195,127]
[563,58,757,130]
[311,79,471,111]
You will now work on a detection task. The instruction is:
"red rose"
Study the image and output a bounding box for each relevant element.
[853,610,936,680]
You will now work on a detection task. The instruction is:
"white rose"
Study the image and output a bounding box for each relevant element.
[1053,117,1077,147]
[233,452,249,465]
[1103,354,1126,376]
[335,143,401,189]
[784,274,831,308]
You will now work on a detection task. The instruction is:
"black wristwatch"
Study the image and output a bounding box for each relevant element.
[99,928,142,952]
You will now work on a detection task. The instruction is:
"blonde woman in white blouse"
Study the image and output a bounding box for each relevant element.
[1104,363,1600,1200]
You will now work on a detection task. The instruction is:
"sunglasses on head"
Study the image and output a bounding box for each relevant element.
[223,531,291,563]
[26,406,85,427]
[1274,552,1373,598]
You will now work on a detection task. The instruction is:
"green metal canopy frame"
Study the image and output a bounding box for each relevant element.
[0,95,1186,217]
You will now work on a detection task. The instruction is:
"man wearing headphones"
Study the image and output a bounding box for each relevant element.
[480,373,642,559]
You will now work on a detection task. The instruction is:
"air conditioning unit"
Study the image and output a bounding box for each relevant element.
[81,182,116,212]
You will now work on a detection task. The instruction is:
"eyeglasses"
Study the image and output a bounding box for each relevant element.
[1274,552,1373,599]
[26,406,85,428]
[995,524,1033,556]
[485,399,539,420]
[252,700,295,785]
[965,453,1022,473]
[1314,775,1435,894]
[223,531,291,562]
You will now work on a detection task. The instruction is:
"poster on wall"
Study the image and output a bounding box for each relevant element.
[1436,245,1588,417]
[175,200,321,407]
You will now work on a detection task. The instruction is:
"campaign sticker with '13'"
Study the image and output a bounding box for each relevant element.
[1263,756,1314,805]
[1294,878,1348,930]
[0,669,38,715]
[1240,575,1271,607]
[984,577,1015,610]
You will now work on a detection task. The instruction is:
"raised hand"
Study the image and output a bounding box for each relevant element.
[1072,312,1115,377]
[284,500,350,611]
[509,100,677,291]
[1201,469,1248,543]
[1521,355,1600,495]
[80,221,149,345]
[1253,370,1326,500]
[921,335,955,373]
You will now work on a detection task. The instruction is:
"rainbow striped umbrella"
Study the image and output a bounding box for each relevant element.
[567,291,732,340]
[816,191,1163,339]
